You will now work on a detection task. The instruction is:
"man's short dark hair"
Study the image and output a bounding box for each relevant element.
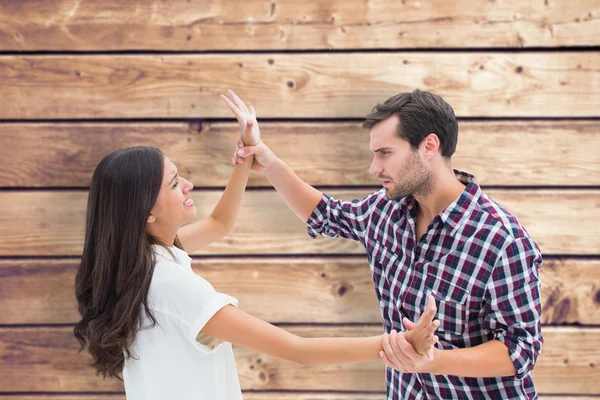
[363,90,459,158]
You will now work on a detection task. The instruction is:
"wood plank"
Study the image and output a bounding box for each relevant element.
[0,396,385,400]
[7,396,600,400]
[1,258,599,325]
[1,120,598,187]
[0,190,597,256]
[0,327,597,393]
[0,0,598,50]
[0,53,598,119]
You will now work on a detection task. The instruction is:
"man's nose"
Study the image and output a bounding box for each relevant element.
[369,160,382,175]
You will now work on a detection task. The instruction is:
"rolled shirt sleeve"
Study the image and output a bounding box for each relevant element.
[306,191,384,243]
[484,237,544,379]
[150,267,238,345]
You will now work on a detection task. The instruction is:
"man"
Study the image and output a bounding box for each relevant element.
[227,89,543,399]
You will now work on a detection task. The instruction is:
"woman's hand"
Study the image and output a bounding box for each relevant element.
[221,90,260,146]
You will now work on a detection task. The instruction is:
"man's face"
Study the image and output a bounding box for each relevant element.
[368,114,430,200]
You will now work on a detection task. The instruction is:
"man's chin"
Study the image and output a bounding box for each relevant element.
[384,188,396,200]
[385,188,409,201]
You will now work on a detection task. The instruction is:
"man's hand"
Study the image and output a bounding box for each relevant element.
[233,139,278,175]
[379,294,441,373]
[380,330,437,374]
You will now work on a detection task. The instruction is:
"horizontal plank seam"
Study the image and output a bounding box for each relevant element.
[2,186,600,192]
[0,390,388,396]
[1,254,599,261]
[0,393,126,396]
[0,117,600,124]
[0,392,597,397]
[2,323,600,329]
[1,46,600,56]
[0,393,597,396]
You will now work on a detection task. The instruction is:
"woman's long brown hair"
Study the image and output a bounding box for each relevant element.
[74,146,182,379]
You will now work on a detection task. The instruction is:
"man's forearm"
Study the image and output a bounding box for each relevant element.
[264,158,323,222]
[430,340,517,378]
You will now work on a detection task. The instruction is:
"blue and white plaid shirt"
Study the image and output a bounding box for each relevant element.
[307,170,543,399]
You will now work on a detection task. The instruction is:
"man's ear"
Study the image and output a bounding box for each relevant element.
[422,133,440,157]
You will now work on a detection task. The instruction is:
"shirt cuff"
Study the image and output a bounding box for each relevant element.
[494,330,534,380]
[306,194,330,238]
[188,294,238,345]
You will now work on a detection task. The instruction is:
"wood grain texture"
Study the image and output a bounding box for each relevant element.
[7,396,600,400]
[0,0,598,50]
[0,327,597,393]
[1,258,599,325]
[0,53,598,119]
[0,0,597,398]
[1,120,598,187]
[0,189,597,256]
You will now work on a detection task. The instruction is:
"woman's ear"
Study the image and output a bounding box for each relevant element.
[147,212,156,224]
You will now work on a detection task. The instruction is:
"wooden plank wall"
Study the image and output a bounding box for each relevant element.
[0,0,599,398]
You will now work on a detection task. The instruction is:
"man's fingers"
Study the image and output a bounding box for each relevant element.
[382,332,405,370]
[232,147,246,164]
[379,350,394,370]
[243,120,253,137]
[390,331,414,369]
[236,136,245,152]
[379,350,402,371]
[237,145,257,158]
[395,331,421,369]
[381,333,395,360]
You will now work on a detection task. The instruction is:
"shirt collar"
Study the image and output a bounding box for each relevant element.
[152,244,192,269]
[438,170,481,235]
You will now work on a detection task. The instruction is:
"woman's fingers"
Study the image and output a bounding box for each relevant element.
[427,320,440,335]
[228,89,249,114]
[402,317,417,330]
[220,95,244,123]
[424,333,439,347]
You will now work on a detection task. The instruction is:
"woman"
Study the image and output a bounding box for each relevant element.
[74,91,439,400]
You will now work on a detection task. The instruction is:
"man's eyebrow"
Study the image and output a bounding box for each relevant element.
[372,147,392,153]
[168,172,178,186]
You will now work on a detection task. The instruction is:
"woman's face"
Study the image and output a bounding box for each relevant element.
[148,156,196,233]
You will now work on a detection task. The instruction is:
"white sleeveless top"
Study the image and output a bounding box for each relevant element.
[123,245,242,400]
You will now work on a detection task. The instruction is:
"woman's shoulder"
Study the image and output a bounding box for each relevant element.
[149,245,217,299]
